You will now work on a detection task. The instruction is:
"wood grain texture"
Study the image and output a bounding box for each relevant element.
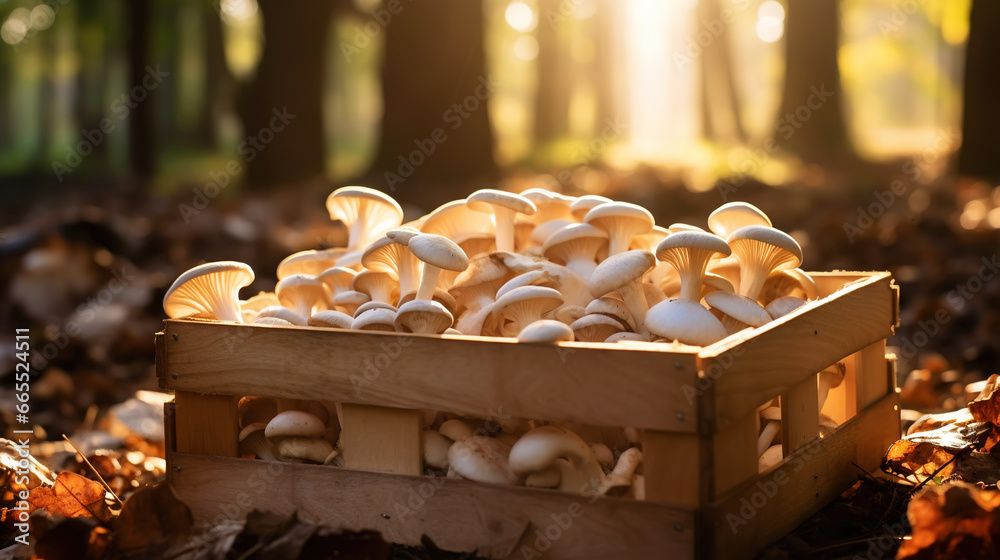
[341,404,422,475]
[159,321,699,432]
[167,452,696,559]
[706,392,900,560]
[854,341,889,411]
[642,431,700,507]
[781,376,819,454]
[698,273,895,429]
[711,413,758,498]
[174,392,238,457]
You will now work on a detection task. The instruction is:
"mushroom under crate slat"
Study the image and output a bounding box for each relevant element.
[157,187,900,559]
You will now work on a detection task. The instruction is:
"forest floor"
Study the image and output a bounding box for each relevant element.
[2,173,1000,558]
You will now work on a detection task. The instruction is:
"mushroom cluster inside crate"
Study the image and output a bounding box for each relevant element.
[157,271,900,560]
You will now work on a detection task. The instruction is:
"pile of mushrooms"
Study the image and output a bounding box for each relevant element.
[163,186,827,493]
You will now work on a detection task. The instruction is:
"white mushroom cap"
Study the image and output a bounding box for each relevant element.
[655,231,731,301]
[466,189,537,252]
[351,307,396,331]
[708,202,772,239]
[363,235,421,296]
[585,296,632,331]
[307,309,354,329]
[520,188,575,224]
[605,331,646,343]
[241,292,280,313]
[325,186,404,252]
[351,270,400,306]
[668,223,705,233]
[439,419,474,442]
[765,296,807,319]
[275,274,328,318]
[394,299,454,334]
[495,270,556,299]
[277,437,334,463]
[701,273,735,297]
[385,226,421,245]
[726,225,803,301]
[447,435,523,485]
[239,423,276,461]
[420,199,495,244]
[542,223,608,281]
[277,249,345,280]
[317,267,358,298]
[630,225,671,253]
[645,298,728,346]
[704,291,772,327]
[163,261,255,322]
[491,286,564,337]
[570,195,612,222]
[759,268,818,304]
[570,314,625,342]
[354,301,397,316]
[449,254,512,312]
[398,288,459,318]
[330,290,370,315]
[257,305,308,326]
[423,430,452,470]
[408,233,470,301]
[588,250,655,332]
[584,202,655,256]
[517,319,574,343]
[265,410,327,439]
[508,425,604,494]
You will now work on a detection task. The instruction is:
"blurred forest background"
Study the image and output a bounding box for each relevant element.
[2,0,1000,432]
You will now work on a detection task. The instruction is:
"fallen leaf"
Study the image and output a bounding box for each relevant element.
[113,483,193,553]
[897,482,1000,559]
[884,409,990,482]
[969,374,1000,451]
[29,471,113,522]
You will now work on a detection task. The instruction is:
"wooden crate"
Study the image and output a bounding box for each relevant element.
[157,271,900,559]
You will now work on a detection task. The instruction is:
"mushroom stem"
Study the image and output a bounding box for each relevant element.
[565,257,598,281]
[738,266,770,302]
[758,420,780,455]
[679,269,705,301]
[398,256,419,296]
[417,264,442,301]
[495,207,517,252]
[607,227,632,257]
[598,447,643,493]
[617,281,649,334]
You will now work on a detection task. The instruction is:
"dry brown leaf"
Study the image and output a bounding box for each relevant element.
[969,374,1000,451]
[29,471,113,522]
[897,482,1000,559]
[885,410,990,481]
[114,483,193,553]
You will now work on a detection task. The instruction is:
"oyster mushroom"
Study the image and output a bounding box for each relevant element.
[163,261,255,322]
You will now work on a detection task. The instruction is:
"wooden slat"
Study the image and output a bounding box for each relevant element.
[174,391,238,457]
[781,376,819,454]
[707,391,900,560]
[160,320,698,432]
[642,431,699,507]
[809,271,877,298]
[341,404,422,475]
[699,273,895,429]
[711,413,758,498]
[164,401,176,454]
[168,452,696,560]
[855,341,889,412]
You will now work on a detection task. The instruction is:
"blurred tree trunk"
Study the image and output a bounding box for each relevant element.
[75,0,109,167]
[368,0,497,209]
[533,0,573,152]
[592,0,621,139]
[197,7,232,149]
[957,0,1000,182]
[126,0,156,182]
[698,0,744,145]
[778,0,850,163]
[238,0,333,189]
